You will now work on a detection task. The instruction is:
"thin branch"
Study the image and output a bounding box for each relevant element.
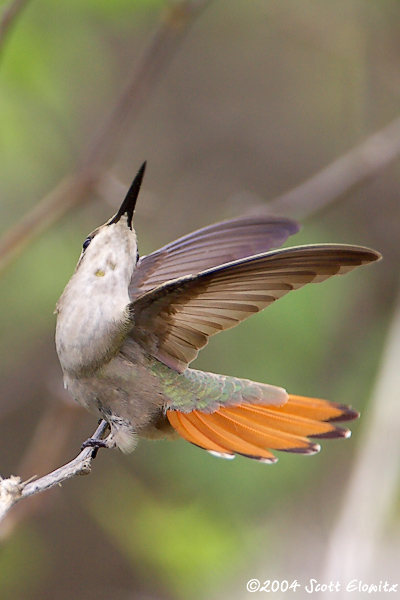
[0,420,109,524]
[268,115,400,218]
[0,173,94,272]
[0,0,212,275]
[0,0,30,61]
[0,401,81,538]
[322,286,400,589]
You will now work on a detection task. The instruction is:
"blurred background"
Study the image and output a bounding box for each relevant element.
[0,0,399,598]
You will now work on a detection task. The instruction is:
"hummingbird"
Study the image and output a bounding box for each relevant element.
[55,163,381,463]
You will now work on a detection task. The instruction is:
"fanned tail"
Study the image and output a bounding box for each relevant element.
[166,394,359,463]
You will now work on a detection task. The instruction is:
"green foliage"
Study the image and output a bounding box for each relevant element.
[0,527,47,599]
[89,467,243,599]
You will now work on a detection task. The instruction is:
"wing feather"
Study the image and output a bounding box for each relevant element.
[129,216,300,298]
[129,244,381,372]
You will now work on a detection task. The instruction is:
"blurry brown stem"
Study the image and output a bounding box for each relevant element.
[0,0,30,61]
[0,173,95,272]
[0,420,109,528]
[83,0,213,169]
[269,115,400,218]
[0,0,212,274]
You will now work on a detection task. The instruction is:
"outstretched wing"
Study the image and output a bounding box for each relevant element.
[129,216,300,298]
[128,244,381,373]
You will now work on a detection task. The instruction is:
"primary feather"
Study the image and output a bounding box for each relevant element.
[129,215,300,297]
[128,244,379,373]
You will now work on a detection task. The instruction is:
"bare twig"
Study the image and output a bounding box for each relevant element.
[0,0,212,275]
[0,173,94,272]
[0,420,109,525]
[322,287,400,589]
[268,115,400,218]
[0,400,82,538]
[0,0,30,61]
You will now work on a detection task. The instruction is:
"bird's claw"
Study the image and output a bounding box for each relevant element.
[81,437,110,458]
[81,438,108,450]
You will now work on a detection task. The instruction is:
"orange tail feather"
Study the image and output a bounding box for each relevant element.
[166,394,359,462]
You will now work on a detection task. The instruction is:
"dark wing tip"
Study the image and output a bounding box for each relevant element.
[300,244,381,264]
[355,247,382,264]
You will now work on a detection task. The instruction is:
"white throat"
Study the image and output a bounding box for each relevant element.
[56,219,137,374]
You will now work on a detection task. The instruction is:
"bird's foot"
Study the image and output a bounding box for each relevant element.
[81,434,114,458]
[81,438,109,450]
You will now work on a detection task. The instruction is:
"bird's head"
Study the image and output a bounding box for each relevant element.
[73,162,146,291]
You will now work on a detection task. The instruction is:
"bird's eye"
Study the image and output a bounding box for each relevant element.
[82,237,92,252]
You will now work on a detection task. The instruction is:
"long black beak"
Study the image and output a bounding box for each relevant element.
[109,161,147,230]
